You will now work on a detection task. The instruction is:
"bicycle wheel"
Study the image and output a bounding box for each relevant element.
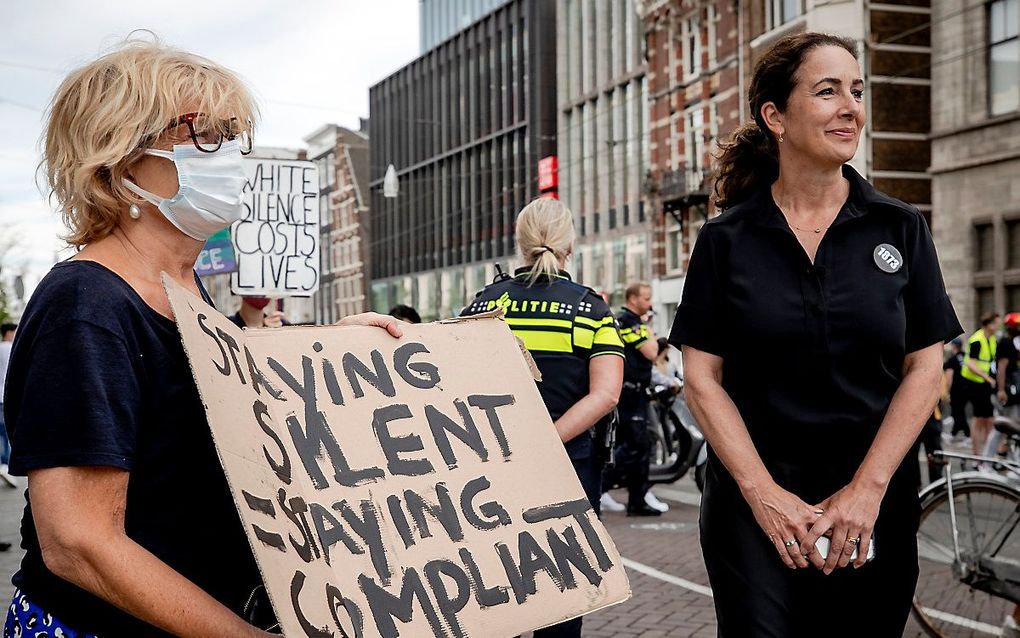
[913,477,1020,637]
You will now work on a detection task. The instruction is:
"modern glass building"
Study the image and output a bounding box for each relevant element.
[369,0,557,320]
[419,0,509,52]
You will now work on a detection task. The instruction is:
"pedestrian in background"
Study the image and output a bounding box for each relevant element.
[0,322,17,488]
[613,282,663,517]
[227,296,287,329]
[388,304,422,324]
[673,32,960,635]
[461,198,623,638]
[942,336,968,442]
[979,312,1020,473]
[960,313,1001,458]
[3,39,400,638]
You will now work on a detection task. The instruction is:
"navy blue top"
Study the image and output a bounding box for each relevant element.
[462,269,625,459]
[6,260,262,636]
[617,307,653,388]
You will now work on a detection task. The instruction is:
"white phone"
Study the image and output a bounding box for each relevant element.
[815,536,876,562]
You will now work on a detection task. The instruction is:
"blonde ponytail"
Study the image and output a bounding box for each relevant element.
[515,198,575,285]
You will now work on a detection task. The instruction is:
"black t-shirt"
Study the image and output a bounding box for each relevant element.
[617,307,652,388]
[998,334,1020,403]
[6,261,262,636]
[944,352,965,396]
[670,165,962,498]
[999,335,1019,377]
[461,269,624,459]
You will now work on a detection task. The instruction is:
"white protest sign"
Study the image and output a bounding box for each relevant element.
[164,276,631,638]
[232,158,320,297]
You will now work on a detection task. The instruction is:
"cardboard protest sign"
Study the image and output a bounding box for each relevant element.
[232,158,320,297]
[164,276,631,637]
[194,228,238,277]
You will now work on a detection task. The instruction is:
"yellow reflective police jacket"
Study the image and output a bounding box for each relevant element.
[961,328,996,384]
[461,267,624,458]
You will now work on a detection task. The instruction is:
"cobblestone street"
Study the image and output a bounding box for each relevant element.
[0,465,979,636]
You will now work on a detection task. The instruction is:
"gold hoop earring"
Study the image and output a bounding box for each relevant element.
[778,131,784,143]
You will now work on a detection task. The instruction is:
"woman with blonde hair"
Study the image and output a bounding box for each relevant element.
[460,197,623,637]
[3,39,401,638]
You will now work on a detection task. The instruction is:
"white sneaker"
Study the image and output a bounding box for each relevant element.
[645,491,669,513]
[1002,615,1020,638]
[0,464,16,488]
[600,493,625,512]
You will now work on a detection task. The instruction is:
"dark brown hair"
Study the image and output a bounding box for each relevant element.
[713,33,858,210]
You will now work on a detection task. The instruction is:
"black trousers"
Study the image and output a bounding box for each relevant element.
[531,455,602,638]
[615,390,651,507]
[700,459,920,638]
[949,391,970,437]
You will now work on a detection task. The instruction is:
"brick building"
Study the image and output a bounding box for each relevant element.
[639,0,936,329]
[305,122,371,322]
[639,0,745,328]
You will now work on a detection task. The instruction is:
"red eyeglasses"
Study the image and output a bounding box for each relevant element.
[165,112,253,155]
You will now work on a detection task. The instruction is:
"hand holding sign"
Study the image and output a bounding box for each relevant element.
[164,276,630,637]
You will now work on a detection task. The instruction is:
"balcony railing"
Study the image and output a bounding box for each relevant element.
[657,168,710,208]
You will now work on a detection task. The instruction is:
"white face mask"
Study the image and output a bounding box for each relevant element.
[122,139,247,241]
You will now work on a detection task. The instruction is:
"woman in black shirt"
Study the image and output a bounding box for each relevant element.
[670,33,961,635]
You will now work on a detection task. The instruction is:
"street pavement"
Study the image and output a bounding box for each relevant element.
[0,454,982,636]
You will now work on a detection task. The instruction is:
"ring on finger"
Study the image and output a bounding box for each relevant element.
[847,536,860,545]
[784,539,798,548]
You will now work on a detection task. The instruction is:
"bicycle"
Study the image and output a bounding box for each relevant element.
[912,420,1020,637]
[644,382,708,491]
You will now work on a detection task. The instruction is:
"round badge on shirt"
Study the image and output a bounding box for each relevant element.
[873,243,903,273]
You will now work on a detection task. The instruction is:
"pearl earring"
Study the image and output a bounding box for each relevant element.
[128,203,141,219]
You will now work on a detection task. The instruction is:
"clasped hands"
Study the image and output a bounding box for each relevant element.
[745,481,882,574]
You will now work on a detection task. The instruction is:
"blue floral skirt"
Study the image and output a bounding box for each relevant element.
[4,589,97,638]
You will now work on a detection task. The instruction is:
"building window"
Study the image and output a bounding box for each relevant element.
[976,222,995,272]
[989,0,1020,115]
[317,158,328,188]
[766,0,802,31]
[686,106,706,178]
[707,5,718,67]
[682,15,701,79]
[977,286,996,319]
[326,152,337,187]
[1008,284,1020,312]
[1008,219,1020,269]
[320,197,331,227]
[665,214,684,273]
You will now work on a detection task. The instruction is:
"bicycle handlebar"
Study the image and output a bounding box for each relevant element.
[932,449,1020,472]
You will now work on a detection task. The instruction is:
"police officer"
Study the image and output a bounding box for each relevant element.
[461,197,623,638]
[960,312,1001,458]
[614,282,663,516]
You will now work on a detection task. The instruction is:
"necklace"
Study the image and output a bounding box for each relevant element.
[787,220,831,234]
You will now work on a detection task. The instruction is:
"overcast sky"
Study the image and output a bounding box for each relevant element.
[0,0,419,297]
